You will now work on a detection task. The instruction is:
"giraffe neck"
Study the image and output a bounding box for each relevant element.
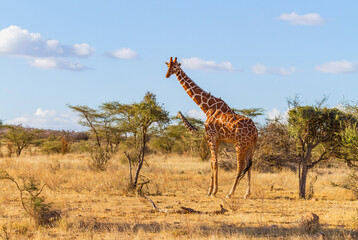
[175,68,212,114]
[177,111,198,133]
[175,68,233,116]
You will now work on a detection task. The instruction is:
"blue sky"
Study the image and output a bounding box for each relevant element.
[1,1,358,130]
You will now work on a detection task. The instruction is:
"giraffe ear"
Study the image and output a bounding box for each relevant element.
[178,63,181,66]
[165,62,169,66]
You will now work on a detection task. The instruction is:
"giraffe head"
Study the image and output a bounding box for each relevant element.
[176,111,183,119]
[165,57,181,78]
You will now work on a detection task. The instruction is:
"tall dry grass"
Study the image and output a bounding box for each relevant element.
[0,152,357,239]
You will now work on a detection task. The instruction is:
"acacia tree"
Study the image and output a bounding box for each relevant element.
[328,103,358,197]
[288,104,356,199]
[334,123,358,168]
[104,92,169,190]
[232,107,265,119]
[3,125,35,156]
[69,105,123,170]
[334,101,358,168]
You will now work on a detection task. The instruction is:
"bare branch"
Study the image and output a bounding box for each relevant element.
[308,151,329,169]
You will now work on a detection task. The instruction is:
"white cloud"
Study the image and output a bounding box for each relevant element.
[0,25,94,71]
[278,12,325,25]
[29,58,88,71]
[0,25,95,58]
[35,108,56,117]
[315,60,358,74]
[72,43,95,57]
[251,63,267,74]
[266,108,282,120]
[5,108,84,131]
[181,57,235,72]
[187,109,206,121]
[252,63,296,76]
[107,48,138,60]
[266,108,289,123]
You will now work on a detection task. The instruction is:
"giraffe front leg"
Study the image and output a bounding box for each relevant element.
[207,138,219,197]
[207,161,214,196]
[211,161,219,197]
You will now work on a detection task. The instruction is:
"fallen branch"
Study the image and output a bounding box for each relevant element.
[141,195,228,215]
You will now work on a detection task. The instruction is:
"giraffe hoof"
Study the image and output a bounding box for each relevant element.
[243,192,251,199]
[207,189,213,196]
[225,194,232,199]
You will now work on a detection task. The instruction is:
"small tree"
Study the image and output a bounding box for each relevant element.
[330,121,358,198]
[150,124,184,153]
[151,114,206,155]
[104,92,169,190]
[334,123,358,168]
[254,119,299,172]
[60,136,71,155]
[69,105,123,171]
[3,125,35,156]
[288,104,356,199]
[41,137,62,155]
[335,101,358,168]
[0,171,60,227]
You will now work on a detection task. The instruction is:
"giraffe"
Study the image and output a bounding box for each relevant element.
[165,57,258,198]
[176,111,198,133]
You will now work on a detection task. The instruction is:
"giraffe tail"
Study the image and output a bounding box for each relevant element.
[243,158,253,176]
[177,111,198,133]
[236,158,253,182]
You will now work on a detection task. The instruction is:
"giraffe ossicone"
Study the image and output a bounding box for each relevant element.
[166,57,258,198]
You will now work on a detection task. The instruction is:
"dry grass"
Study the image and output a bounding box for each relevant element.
[0,152,357,239]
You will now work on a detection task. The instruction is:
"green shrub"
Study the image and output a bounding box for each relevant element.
[41,140,61,154]
[70,140,90,153]
[0,171,61,228]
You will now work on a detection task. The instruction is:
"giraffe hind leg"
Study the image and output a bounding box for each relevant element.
[244,143,256,199]
[244,160,252,199]
[226,148,252,199]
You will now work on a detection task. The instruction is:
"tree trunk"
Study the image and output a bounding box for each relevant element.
[16,146,22,157]
[133,129,147,188]
[298,156,308,199]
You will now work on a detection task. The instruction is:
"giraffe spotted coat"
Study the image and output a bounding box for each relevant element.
[166,57,258,198]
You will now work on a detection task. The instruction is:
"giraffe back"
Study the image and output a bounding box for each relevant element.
[205,110,258,146]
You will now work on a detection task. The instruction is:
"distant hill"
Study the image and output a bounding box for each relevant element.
[0,125,89,141]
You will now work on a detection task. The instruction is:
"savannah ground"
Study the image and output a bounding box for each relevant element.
[0,152,357,239]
